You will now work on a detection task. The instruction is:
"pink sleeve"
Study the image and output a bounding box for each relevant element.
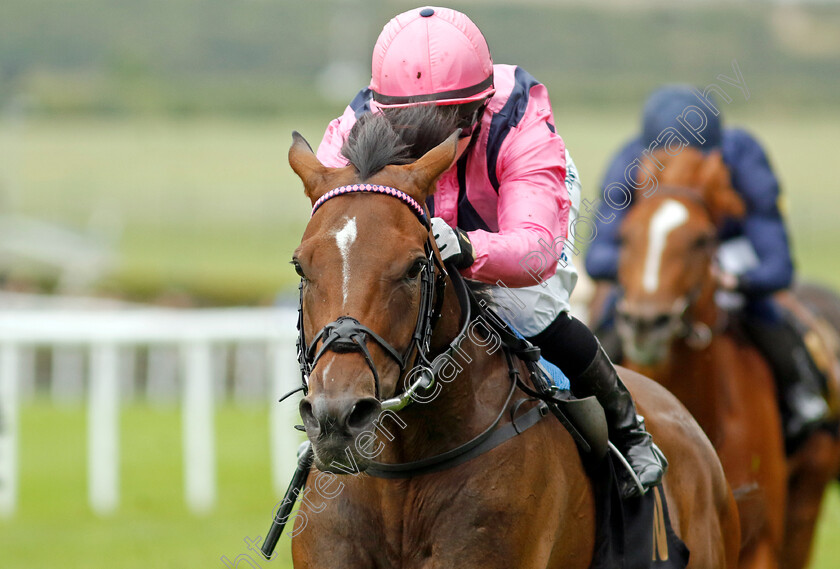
[462,85,570,287]
[315,105,357,168]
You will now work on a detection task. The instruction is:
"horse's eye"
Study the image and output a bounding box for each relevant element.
[405,259,425,280]
[291,259,306,279]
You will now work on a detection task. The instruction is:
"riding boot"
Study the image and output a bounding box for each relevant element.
[528,313,667,498]
[593,322,624,363]
[743,316,829,449]
[572,342,668,498]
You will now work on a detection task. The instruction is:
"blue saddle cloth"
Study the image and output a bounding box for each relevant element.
[508,325,570,391]
[538,358,570,391]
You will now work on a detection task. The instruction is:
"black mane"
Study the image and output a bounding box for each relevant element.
[340,105,460,180]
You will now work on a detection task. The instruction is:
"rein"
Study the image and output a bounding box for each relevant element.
[262,182,558,555]
[365,280,550,478]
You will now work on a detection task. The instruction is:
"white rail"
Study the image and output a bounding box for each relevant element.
[0,284,594,519]
[0,306,301,518]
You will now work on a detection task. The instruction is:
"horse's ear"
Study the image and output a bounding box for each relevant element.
[699,151,745,224]
[405,130,460,199]
[289,131,328,200]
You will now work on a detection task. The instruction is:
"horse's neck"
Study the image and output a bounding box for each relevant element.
[377,276,513,464]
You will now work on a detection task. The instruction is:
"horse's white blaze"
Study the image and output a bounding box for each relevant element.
[642,200,689,293]
[335,217,357,305]
[322,360,334,383]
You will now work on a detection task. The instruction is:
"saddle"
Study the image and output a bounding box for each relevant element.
[775,290,840,415]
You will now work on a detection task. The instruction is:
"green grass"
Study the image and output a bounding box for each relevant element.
[3,108,839,304]
[1,401,296,569]
[1,401,840,568]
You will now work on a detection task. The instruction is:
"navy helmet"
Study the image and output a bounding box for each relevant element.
[641,85,722,151]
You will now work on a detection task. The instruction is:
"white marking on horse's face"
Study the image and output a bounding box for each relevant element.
[335,217,358,305]
[642,199,689,293]
[322,360,334,383]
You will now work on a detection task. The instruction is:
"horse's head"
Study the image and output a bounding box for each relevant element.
[616,148,745,367]
[288,110,458,472]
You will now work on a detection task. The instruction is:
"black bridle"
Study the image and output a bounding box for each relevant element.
[295,183,448,407]
[262,182,562,556]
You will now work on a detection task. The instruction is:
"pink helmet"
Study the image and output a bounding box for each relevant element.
[370,6,495,108]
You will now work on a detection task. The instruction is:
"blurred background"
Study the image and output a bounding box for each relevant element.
[0,0,838,567]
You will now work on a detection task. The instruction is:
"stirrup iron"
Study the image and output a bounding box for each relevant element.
[608,440,647,497]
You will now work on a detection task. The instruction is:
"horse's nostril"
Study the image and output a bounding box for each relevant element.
[653,314,672,328]
[299,400,316,429]
[346,398,382,433]
[620,313,671,333]
[617,313,639,330]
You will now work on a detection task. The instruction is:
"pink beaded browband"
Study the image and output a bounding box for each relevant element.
[311,184,429,227]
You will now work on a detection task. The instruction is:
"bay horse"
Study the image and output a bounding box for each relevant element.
[282,110,739,568]
[613,147,840,569]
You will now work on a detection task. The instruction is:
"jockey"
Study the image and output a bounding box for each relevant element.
[585,84,828,446]
[316,6,667,497]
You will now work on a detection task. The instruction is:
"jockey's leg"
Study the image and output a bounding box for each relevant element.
[527,312,668,498]
[742,298,828,449]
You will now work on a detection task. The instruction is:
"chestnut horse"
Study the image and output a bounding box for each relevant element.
[614,148,840,569]
[283,114,738,568]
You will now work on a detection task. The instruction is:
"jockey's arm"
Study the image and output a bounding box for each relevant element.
[726,129,794,295]
[584,138,644,282]
[461,112,570,288]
